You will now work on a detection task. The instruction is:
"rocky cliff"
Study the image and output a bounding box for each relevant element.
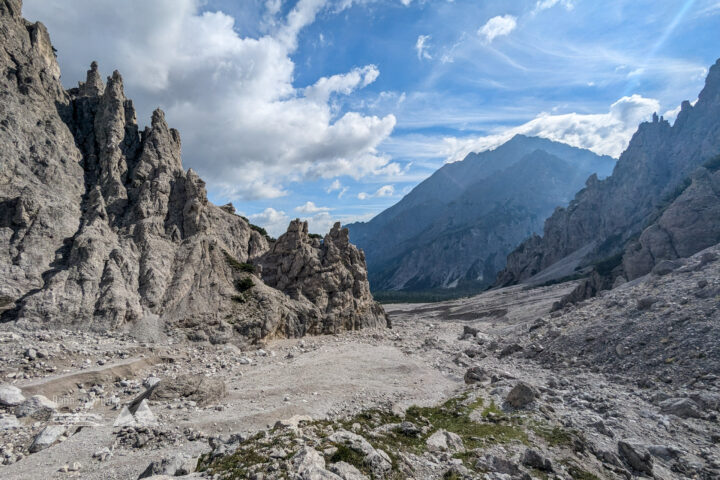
[0,0,387,341]
[347,135,614,295]
[497,59,720,288]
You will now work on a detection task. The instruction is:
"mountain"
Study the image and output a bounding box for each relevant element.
[497,58,720,294]
[347,135,615,295]
[0,1,387,341]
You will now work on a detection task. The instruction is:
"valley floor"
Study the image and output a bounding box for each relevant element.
[0,247,719,479]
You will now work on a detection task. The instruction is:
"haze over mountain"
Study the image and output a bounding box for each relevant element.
[497,59,720,299]
[347,135,614,295]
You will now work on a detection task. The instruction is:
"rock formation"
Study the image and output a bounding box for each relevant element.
[347,135,614,296]
[496,59,720,288]
[0,0,387,341]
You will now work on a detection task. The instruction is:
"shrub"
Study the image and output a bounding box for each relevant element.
[235,278,254,292]
[223,251,256,273]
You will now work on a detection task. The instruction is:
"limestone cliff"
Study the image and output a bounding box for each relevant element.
[496,59,720,287]
[0,1,387,341]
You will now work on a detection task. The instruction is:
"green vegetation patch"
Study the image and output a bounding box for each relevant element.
[531,423,575,447]
[235,277,255,293]
[223,250,256,273]
[328,443,367,472]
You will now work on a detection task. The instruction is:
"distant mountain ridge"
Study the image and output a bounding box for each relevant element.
[496,58,720,292]
[347,135,615,295]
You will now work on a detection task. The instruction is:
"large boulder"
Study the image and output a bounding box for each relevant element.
[0,385,25,406]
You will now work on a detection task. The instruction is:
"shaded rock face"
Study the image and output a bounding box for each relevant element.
[347,135,615,294]
[497,60,720,287]
[0,2,385,341]
[623,163,720,279]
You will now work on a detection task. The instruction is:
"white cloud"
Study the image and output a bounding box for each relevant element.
[326,179,342,193]
[295,201,332,213]
[24,0,396,201]
[248,207,290,237]
[416,35,432,60]
[357,184,395,199]
[478,15,517,44]
[533,0,575,14]
[400,0,413,5]
[442,94,660,162]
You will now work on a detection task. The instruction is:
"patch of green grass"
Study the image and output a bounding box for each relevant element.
[404,394,528,450]
[309,233,323,239]
[481,399,503,418]
[199,447,269,479]
[532,424,574,447]
[231,294,246,304]
[328,444,368,473]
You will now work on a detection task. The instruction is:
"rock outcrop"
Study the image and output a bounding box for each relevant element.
[497,60,720,287]
[0,1,386,341]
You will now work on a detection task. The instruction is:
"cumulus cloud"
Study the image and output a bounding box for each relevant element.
[416,35,432,60]
[24,0,397,200]
[478,15,517,44]
[295,201,332,213]
[357,184,395,200]
[442,94,660,162]
[248,207,290,237]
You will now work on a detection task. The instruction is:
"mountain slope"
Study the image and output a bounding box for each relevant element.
[0,1,387,341]
[347,135,615,293]
[497,59,720,289]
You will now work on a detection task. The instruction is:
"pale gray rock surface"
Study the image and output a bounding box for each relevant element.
[0,1,385,342]
[0,385,25,407]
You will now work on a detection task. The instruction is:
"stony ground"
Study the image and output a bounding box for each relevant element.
[0,248,718,479]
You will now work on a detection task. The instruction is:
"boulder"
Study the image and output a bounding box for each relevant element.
[138,454,196,479]
[328,430,391,477]
[464,367,490,384]
[15,395,57,420]
[521,448,553,472]
[659,398,702,419]
[291,446,342,479]
[29,425,66,453]
[506,382,536,408]
[328,461,368,480]
[0,385,25,406]
[618,440,653,476]
[426,429,464,453]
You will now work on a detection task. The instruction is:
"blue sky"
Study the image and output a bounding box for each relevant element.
[24,0,720,236]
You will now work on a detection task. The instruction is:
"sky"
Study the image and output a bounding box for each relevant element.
[23,0,720,237]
